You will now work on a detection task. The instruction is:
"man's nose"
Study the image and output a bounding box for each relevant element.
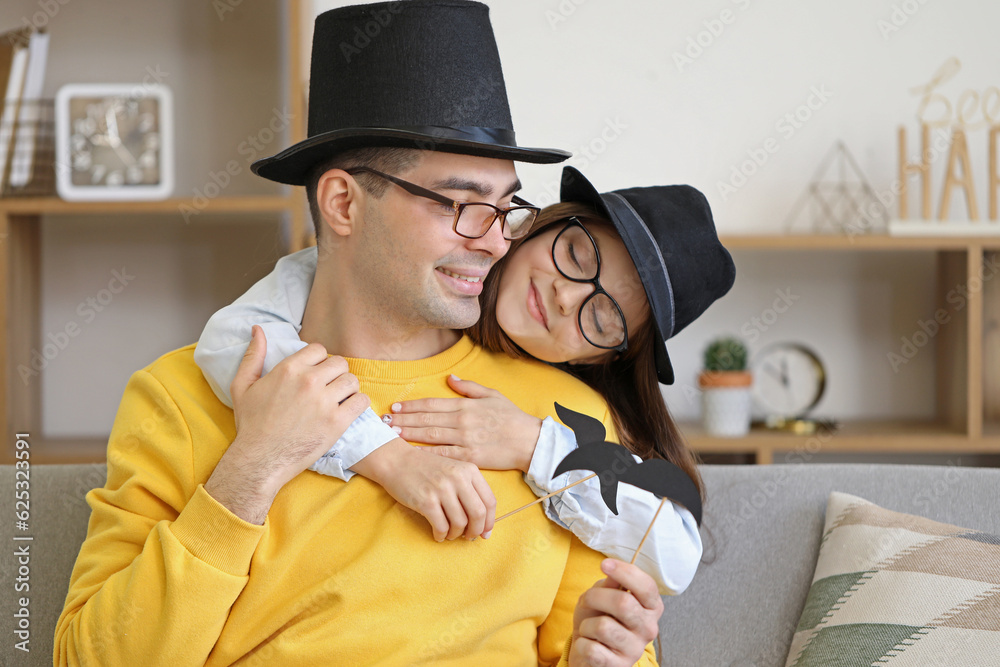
[553,277,594,315]
[465,215,510,259]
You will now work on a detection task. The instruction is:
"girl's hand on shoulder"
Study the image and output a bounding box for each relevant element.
[385,375,542,473]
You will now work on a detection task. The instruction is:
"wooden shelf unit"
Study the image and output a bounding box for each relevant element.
[0,196,298,216]
[1,1,312,464]
[682,420,999,465]
[681,234,1000,464]
[2,0,997,465]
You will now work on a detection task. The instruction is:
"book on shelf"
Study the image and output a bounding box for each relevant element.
[0,26,32,103]
[9,29,50,188]
[1,25,50,193]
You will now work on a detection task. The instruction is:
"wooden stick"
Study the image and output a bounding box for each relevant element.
[495,472,597,522]
[630,497,668,565]
[616,497,670,593]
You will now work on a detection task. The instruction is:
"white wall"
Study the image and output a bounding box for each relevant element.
[312,0,999,430]
[12,0,1000,438]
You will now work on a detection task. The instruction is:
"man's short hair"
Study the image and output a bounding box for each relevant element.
[305,147,422,243]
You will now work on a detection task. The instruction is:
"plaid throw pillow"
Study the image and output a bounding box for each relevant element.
[784,492,1000,666]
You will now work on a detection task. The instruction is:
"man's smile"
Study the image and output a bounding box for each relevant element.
[436,266,488,296]
[438,268,483,283]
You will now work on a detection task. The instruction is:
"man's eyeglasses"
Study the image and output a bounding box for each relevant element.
[552,218,629,352]
[344,166,540,240]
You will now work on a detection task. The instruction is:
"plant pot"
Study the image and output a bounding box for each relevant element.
[698,371,753,438]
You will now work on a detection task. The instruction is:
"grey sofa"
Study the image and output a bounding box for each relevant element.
[3,463,998,666]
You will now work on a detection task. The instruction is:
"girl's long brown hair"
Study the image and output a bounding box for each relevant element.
[468,202,705,501]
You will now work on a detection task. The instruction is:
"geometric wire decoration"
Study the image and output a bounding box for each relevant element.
[783,141,889,235]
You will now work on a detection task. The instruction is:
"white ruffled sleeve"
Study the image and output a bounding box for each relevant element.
[524,417,703,596]
[194,246,318,408]
[310,410,400,481]
[193,245,398,482]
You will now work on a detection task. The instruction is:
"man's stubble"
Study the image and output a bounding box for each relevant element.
[353,201,484,341]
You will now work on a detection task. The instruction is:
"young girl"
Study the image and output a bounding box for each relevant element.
[194,166,735,596]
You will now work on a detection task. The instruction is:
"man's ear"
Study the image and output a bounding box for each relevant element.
[316,169,365,239]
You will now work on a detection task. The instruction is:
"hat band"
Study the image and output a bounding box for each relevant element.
[603,192,677,339]
[391,125,517,146]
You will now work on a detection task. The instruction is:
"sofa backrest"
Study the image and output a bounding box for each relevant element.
[2,463,107,663]
[3,462,999,666]
[659,463,1000,667]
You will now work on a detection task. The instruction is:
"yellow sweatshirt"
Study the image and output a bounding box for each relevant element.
[54,335,657,666]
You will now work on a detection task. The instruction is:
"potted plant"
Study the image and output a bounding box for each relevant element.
[699,337,753,437]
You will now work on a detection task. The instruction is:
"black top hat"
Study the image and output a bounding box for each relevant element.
[252,1,570,185]
[560,167,736,385]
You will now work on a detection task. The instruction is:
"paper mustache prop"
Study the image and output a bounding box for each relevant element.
[495,403,703,529]
[551,403,702,525]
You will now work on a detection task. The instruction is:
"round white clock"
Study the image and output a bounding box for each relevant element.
[751,342,827,420]
[55,83,174,201]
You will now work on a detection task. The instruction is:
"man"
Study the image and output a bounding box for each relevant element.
[54,3,662,665]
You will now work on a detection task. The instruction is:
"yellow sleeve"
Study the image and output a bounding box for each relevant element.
[53,369,267,667]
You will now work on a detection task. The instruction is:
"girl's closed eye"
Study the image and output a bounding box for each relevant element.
[568,242,582,271]
[586,301,603,335]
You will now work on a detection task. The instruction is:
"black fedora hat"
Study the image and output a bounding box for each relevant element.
[252,0,570,186]
[560,167,736,385]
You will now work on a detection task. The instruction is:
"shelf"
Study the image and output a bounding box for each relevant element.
[0,438,107,465]
[985,251,1000,432]
[721,233,999,251]
[0,195,296,215]
[7,423,999,467]
[680,420,996,460]
[15,422,979,466]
